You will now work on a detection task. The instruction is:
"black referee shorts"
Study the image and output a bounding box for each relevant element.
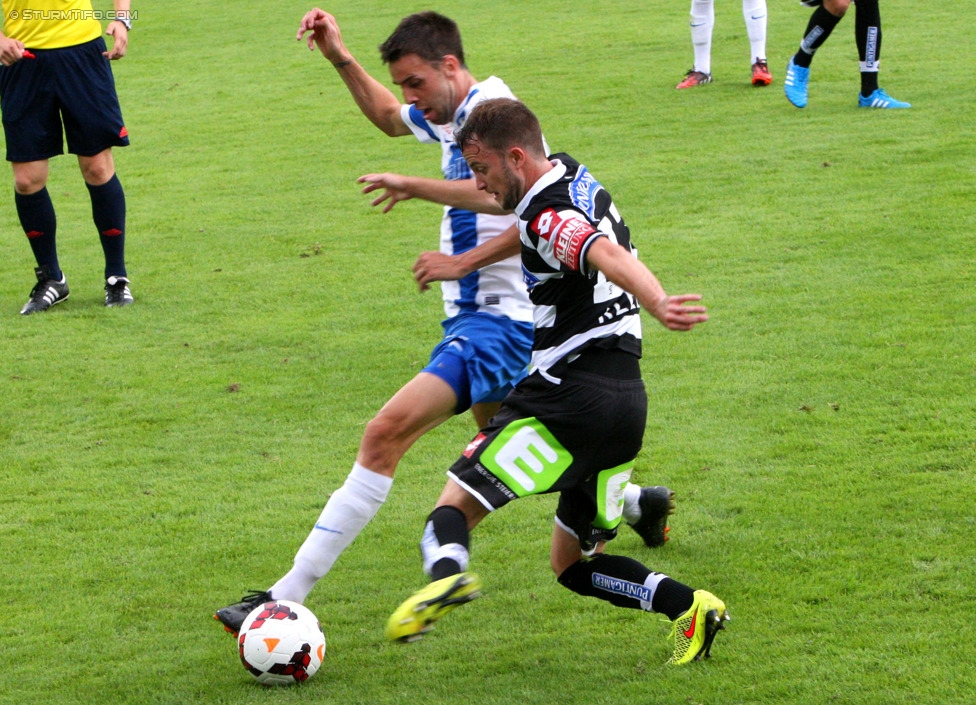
[0,37,128,162]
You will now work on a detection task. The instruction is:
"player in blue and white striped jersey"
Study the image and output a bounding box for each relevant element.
[397,74,532,325]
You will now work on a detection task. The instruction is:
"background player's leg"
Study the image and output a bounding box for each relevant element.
[552,523,693,617]
[14,159,71,315]
[742,0,771,85]
[690,0,715,76]
[852,0,908,107]
[677,0,715,88]
[786,0,848,107]
[794,1,847,69]
[79,149,128,284]
[470,401,500,431]
[854,0,881,97]
[14,160,58,277]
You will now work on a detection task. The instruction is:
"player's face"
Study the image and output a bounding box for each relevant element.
[389,54,458,125]
[462,140,524,211]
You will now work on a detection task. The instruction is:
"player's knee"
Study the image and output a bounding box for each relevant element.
[13,171,46,195]
[78,150,115,186]
[550,546,583,578]
[358,412,413,471]
[824,0,850,16]
[362,412,405,448]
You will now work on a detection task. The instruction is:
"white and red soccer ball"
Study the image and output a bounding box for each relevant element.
[238,600,326,686]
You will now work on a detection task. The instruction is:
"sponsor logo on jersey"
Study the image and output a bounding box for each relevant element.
[473,462,517,500]
[569,166,601,220]
[597,297,640,325]
[531,209,595,271]
[521,264,540,291]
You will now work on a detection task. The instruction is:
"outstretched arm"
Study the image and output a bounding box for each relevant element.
[585,237,707,331]
[296,8,410,137]
[358,173,508,214]
[413,224,521,291]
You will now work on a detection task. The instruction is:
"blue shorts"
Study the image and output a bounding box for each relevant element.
[423,312,533,414]
[0,38,129,162]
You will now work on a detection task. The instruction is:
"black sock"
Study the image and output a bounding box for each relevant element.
[16,188,61,279]
[794,5,844,68]
[424,506,470,580]
[87,174,127,279]
[855,0,881,96]
[860,72,879,96]
[649,577,696,621]
[557,554,693,616]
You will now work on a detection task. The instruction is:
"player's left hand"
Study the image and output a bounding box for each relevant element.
[103,22,128,59]
[413,251,467,292]
[651,294,708,331]
[358,173,414,213]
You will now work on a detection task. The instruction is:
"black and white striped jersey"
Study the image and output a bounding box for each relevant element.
[515,154,642,382]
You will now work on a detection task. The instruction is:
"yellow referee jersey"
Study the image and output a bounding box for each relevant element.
[2,1,102,49]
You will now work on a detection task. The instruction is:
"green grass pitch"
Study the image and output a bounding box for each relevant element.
[0,2,973,703]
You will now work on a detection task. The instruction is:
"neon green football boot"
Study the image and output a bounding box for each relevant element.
[668,589,730,664]
[386,572,482,642]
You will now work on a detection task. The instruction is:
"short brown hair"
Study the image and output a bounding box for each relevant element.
[455,98,546,157]
[379,12,466,67]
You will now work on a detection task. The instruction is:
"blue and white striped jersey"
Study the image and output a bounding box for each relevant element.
[400,76,533,323]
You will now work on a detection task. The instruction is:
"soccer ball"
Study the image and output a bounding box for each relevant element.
[237,600,326,686]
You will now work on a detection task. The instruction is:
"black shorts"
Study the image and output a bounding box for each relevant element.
[0,37,129,162]
[448,366,647,550]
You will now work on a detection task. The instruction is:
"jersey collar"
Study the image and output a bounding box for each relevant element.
[515,159,567,217]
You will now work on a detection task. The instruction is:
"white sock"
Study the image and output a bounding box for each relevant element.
[742,0,768,62]
[622,482,643,524]
[639,572,669,612]
[690,0,715,75]
[270,463,393,603]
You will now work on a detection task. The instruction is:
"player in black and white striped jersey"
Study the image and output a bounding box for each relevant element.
[390,98,729,665]
[515,152,642,384]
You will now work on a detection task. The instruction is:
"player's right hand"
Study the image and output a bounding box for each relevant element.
[296,8,348,63]
[413,252,468,292]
